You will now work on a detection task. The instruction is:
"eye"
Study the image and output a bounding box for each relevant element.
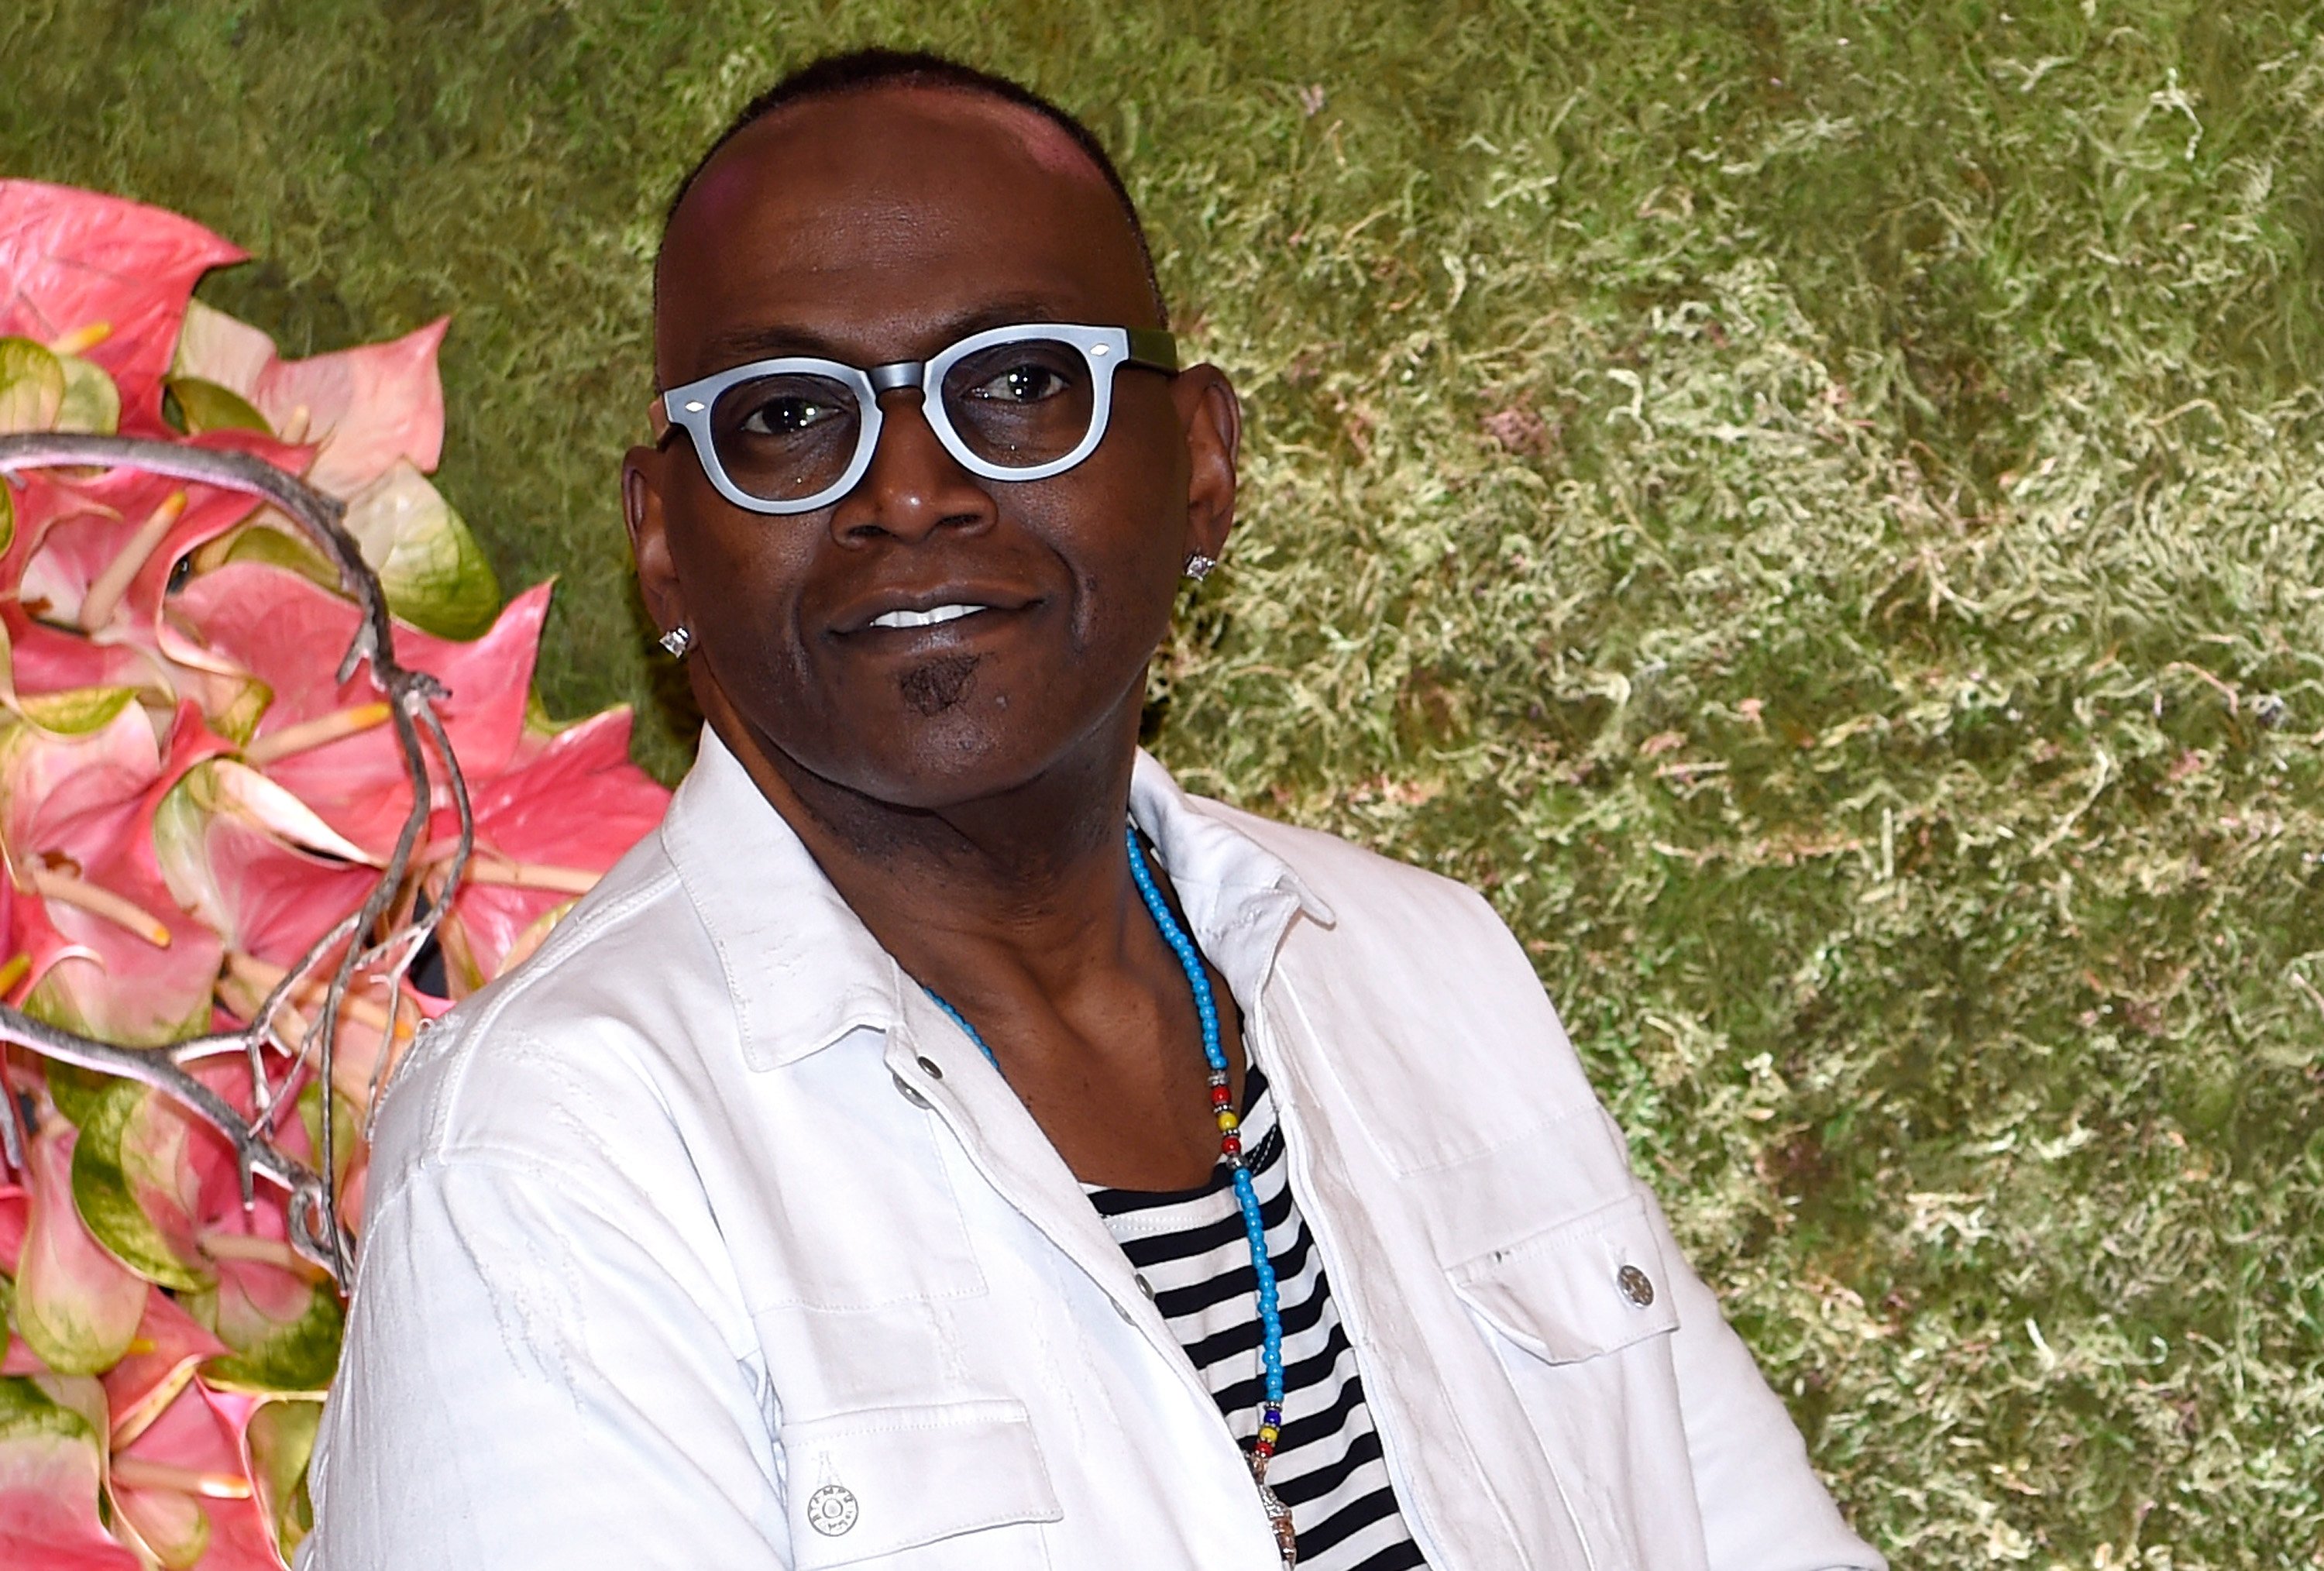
[739,394,845,436]
[968,361,1071,404]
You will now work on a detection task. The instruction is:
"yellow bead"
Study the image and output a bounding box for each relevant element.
[1258,1425,1280,1446]
[1216,1110,1240,1132]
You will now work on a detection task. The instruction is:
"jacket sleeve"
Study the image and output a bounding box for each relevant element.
[1631,1166,1886,1571]
[300,1150,789,1571]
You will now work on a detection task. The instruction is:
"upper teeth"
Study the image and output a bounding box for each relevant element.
[871,603,987,630]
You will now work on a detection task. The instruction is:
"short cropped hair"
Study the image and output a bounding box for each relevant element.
[659,48,1166,324]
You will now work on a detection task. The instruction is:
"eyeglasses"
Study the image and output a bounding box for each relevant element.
[654,322,1180,515]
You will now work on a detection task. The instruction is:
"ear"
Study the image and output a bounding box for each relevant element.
[1174,365,1241,562]
[624,445,685,636]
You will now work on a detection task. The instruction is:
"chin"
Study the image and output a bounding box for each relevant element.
[803,713,1058,813]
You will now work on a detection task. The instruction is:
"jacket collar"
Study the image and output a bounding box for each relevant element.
[658,729,1332,1073]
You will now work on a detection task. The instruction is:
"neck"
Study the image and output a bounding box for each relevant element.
[705,695,1153,1007]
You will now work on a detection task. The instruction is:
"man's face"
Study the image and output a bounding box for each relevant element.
[627,88,1237,818]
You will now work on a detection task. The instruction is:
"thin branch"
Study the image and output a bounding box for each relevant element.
[0,432,473,1287]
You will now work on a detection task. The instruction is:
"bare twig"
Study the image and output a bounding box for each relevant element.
[0,432,472,1287]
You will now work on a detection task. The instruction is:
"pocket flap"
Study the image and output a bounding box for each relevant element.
[782,1399,1062,1566]
[1446,1192,1679,1363]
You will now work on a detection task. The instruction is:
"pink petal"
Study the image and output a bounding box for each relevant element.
[3,700,229,1047]
[101,1292,229,1450]
[11,430,310,710]
[0,686,160,855]
[174,303,448,497]
[15,1120,149,1375]
[0,182,245,437]
[15,452,269,627]
[172,565,548,851]
[436,709,668,987]
[153,760,379,967]
[0,1184,26,1273]
[110,1379,277,1570]
[258,320,448,497]
[2,604,171,701]
[470,707,667,864]
[0,1402,144,1571]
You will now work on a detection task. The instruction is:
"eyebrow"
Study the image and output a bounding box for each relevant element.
[692,294,1092,373]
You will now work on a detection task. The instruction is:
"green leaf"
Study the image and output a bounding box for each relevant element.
[523,686,574,739]
[216,521,342,595]
[296,1081,358,1190]
[0,337,65,432]
[53,354,121,435]
[247,1398,323,1559]
[340,461,501,640]
[0,1374,97,1443]
[163,375,271,436]
[17,972,212,1054]
[68,1080,209,1293]
[13,686,139,737]
[207,674,274,748]
[195,1282,343,1396]
[40,1064,112,1131]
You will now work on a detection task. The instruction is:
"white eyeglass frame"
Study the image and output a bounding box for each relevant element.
[654,321,1180,516]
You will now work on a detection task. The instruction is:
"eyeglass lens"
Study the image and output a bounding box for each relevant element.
[708,371,861,504]
[706,336,1101,504]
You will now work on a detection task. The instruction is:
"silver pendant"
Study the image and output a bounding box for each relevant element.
[1251,1458,1297,1567]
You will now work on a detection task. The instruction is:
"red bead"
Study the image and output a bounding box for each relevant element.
[1221,1134,1243,1157]
[1210,1085,1233,1108]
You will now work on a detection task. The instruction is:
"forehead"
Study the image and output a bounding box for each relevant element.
[656,87,1153,378]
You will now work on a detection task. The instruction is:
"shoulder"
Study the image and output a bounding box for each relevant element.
[1184,789,1538,991]
[366,821,730,1211]
[1211,794,1512,930]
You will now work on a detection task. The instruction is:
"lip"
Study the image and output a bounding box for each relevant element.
[830,583,1043,637]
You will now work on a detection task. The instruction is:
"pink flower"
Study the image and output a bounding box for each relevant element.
[170,300,448,499]
[0,694,226,1049]
[0,1373,144,1570]
[0,181,243,437]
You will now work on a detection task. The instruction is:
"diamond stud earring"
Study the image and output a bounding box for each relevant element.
[1184,553,1218,582]
[657,625,694,658]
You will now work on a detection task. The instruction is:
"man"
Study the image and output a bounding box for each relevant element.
[304,50,1882,1571]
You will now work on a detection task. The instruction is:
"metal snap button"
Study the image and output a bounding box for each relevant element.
[915,1055,944,1080]
[1617,1263,1656,1307]
[806,1483,858,1536]
[891,1073,930,1109]
[1135,1272,1156,1301]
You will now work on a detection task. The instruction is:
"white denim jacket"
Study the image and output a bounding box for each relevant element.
[304,732,1883,1571]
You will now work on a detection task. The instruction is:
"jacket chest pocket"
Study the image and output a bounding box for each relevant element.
[1447,1191,1679,1360]
[782,1399,1062,1569]
[1448,1193,1706,1571]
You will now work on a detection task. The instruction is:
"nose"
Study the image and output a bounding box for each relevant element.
[829,387,992,545]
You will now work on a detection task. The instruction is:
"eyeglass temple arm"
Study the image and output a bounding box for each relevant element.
[1126,328,1181,374]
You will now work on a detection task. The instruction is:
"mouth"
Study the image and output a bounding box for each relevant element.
[837,583,1040,640]
[867,603,992,631]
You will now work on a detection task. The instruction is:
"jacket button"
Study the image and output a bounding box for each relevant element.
[806,1483,858,1535]
[1618,1263,1656,1307]
[892,1073,930,1109]
[916,1056,944,1080]
[1135,1273,1157,1301]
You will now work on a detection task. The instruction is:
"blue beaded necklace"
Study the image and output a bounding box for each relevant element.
[922,821,1298,1566]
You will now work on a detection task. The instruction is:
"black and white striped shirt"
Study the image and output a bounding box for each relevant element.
[1087,1064,1429,1570]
